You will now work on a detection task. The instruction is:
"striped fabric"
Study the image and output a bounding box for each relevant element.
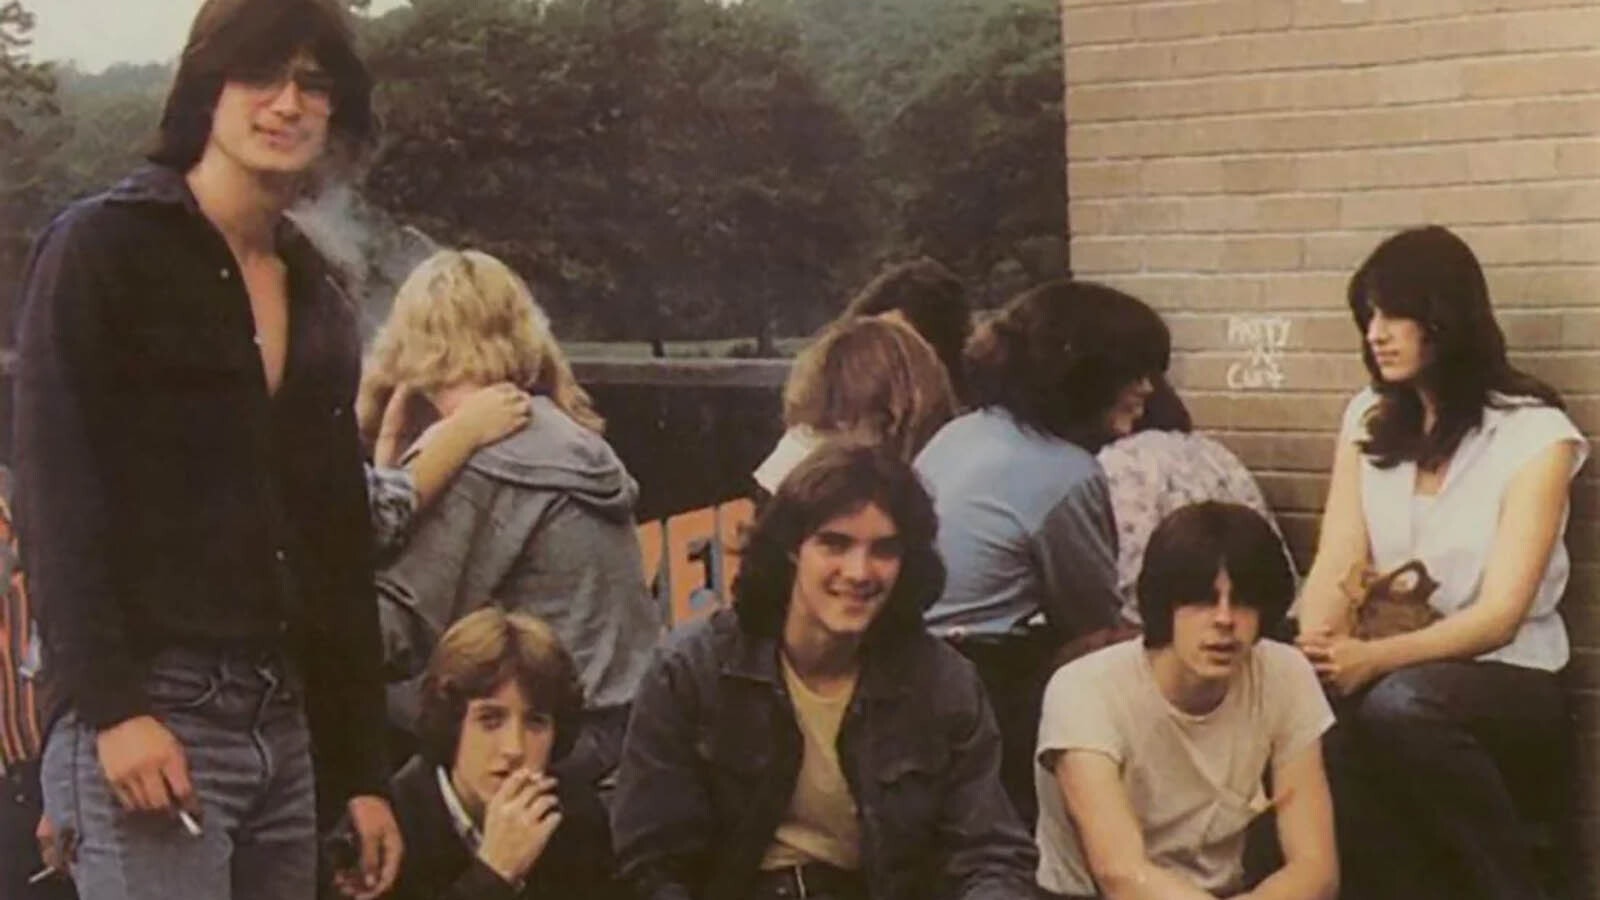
[0,477,42,772]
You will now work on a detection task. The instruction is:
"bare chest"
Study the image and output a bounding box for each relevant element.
[238,256,290,395]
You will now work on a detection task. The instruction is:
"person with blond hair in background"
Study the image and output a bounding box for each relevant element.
[367,249,661,798]
[753,315,957,494]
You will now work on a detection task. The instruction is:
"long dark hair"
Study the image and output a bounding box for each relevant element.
[1348,226,1560,470]
[732,440,944,646]
[150,0,374,172]
[965,280,1169,451]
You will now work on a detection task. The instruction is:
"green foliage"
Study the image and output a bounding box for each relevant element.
[0,0,53,136]
[767,0,1069,307]
[0,57,169,329]
[1,0,59,330]
[881,1,1069,305]
[0,0,1069,346]
[363,0,870,343]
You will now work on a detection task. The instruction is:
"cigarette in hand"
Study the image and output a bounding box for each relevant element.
[177,809,202,837]
[26,866,58,885]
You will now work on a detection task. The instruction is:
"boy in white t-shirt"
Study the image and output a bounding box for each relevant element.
[1034,502,1337,900]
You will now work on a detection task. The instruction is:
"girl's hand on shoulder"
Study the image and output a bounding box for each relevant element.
[448,383,533,448]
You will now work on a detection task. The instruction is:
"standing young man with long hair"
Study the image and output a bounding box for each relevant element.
[14,1,401,897]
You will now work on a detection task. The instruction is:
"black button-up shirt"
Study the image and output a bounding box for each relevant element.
[13,164,386,801]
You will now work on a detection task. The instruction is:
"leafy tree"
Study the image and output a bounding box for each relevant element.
[881,1,1069,304]
[751,0,1069,308]
[0,0,61,331]
[363,0,868,345]
[0,0,52,135]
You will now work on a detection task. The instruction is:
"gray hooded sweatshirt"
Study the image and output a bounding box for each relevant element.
[378,396,662,729]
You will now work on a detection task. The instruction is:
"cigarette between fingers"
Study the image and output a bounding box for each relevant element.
[178,810,202,837]
[27,866,57,885]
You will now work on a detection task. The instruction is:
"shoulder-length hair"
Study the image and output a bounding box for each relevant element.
[361,249,603,438]
[151,0,374,172]
[1347,225,1561,470]
[1138,502,1293,649]
[732,440,944,645]
[782,317,957,465]
[965,280,1169,451]
[415,607,585,768]
[841,257,970,401]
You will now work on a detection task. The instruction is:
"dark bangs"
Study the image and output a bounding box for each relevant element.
[732,440,945,644]
[1138,502,1293,648]
[1346,226,1560,470]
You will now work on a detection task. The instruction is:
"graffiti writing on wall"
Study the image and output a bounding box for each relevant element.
[1226,315,1290,390]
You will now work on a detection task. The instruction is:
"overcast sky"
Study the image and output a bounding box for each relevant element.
[31,0,407,73]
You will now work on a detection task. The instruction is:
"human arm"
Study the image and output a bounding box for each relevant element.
[939,665,1040,900]
[332,796,403,900]
[610,645,709,900]
[14,214,202,813]
[13,214,145,730]
[366,383,530,557]
[1235,743,1337,900]
[1294,436,1369,637]
[1052,750,1217,900]
[1034,475,1124,637]
[1301,440,1580,694]
[379,382,531,511]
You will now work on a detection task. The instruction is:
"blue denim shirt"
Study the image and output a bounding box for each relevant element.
[611,610,1038,900]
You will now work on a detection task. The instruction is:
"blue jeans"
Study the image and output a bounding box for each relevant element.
[1325,660,1566,900]
[41,647,315,900]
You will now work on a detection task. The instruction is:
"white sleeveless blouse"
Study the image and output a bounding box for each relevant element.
[1339,388,1589,671]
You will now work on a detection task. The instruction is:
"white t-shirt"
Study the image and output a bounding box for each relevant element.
[1033,640,1332,896]
[752,426,825,494]
[1340,388,1589,671]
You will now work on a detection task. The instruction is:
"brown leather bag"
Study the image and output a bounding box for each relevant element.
[1341,558,1442,640]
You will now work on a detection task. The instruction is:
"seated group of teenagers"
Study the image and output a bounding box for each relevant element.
[8,2,1587,900]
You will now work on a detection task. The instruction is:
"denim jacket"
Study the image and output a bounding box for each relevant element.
[611,610,1038,900]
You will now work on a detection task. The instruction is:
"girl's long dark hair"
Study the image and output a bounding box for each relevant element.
[1348,225,1561,470]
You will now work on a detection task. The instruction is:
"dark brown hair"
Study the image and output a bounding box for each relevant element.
[415,607,584,768]
[1347,225,1561,470]
[732,440,944,645]
[150,0,374,171]
[965,280,1169,451]
[1138,502,1293,648]
[842,257,971,402]
[1132,374,1193,434]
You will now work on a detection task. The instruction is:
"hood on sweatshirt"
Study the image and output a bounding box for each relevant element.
[460,396,640,521]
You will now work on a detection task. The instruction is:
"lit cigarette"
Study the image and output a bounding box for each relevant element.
[26,866,57,885]
[177,810,202,837]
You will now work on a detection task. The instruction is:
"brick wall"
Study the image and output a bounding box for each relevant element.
[1060,0,1600,888]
